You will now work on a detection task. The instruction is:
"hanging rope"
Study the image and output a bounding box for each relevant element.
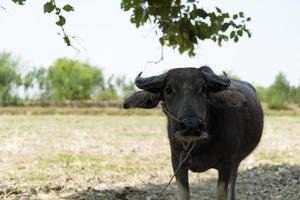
[154,142,196,200]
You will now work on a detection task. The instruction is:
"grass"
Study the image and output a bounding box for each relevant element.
[0,105,299,116]
[0,107,162,115]
[0,111,300,199]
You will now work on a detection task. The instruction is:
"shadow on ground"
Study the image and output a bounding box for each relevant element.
[2,164,300,200]
[62,164,300,200]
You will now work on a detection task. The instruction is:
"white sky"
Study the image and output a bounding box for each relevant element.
[0,0,299,86]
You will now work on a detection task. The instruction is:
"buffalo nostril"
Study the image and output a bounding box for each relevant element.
[197,121,207,129]
[180,118,206,129]
[179,122,187,129]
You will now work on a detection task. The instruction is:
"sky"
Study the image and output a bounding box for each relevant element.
[0,0,299,86]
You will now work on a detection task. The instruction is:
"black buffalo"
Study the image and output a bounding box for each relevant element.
[123,67,263,200]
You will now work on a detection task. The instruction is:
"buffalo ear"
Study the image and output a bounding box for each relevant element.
[123,91,161,109]
[208,88,247,108]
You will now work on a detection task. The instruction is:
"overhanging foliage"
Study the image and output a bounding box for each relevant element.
[121,0,251,56]
[9,0,251,56]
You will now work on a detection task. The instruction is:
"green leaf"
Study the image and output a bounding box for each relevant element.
[211,35,217,42]
[121,0,133,11]
[11,0,26,5]
[221,23,230,32]
[246,17,251,21]
[234,36,239,43]
[159,37,165,45]
[237,30,243,36]
[223,13,230,18]
[196,8,208,18]
[244,29,252,37]
[63,36,71,46]
[188,50,195,57]
[63,4,74,12]
[221,35,229,41]
[216,7,222,14]
[233,14,238,20]
[56,16,66,26]
[230,31,235,39]
[179,46,185,54]
[218,37,223,46]
[43,1,55,13]
[239,12,244,18]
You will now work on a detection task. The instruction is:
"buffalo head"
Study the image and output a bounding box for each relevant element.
[123,67,246,143]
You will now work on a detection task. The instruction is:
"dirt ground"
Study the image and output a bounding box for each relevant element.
[0,113,300,200]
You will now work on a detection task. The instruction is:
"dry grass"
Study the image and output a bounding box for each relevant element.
[0,106,299,116]
[0,107,162,116]
[0,112,300,199]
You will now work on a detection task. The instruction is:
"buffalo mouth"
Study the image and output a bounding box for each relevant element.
[174,131,209,143]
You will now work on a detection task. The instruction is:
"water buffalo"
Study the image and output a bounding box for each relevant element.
[123,66,263,200]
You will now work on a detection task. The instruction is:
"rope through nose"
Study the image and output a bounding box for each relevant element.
[161,103,182,123]
[162,103,207,126]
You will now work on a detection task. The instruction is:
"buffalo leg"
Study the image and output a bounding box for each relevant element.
[228,163,239,200]
[217,162,239,200]
[171,154,190,200]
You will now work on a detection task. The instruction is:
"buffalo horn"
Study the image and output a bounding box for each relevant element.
[135,72,167,92]
[199,66,231,91]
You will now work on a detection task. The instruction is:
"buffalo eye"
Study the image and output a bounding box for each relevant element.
[165,87,174,95]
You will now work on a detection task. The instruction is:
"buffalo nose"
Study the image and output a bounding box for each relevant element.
[179,117,205,130]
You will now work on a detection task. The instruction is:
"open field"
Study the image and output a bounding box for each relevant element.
[0,110,300,199]
[0,105,299,116]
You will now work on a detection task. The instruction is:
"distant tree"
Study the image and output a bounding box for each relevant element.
[266,72,290,109]
[289,85,300,104]
[0,52,22,105]
[47,58,104,101]
[97,75,120,101]
[255,85,268,102]
[24,62,135,102]
[297,86,300,104]
[115,75,135,97]
[23,67,50,100]
[97,74,135,101]
[9,0,251,56]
